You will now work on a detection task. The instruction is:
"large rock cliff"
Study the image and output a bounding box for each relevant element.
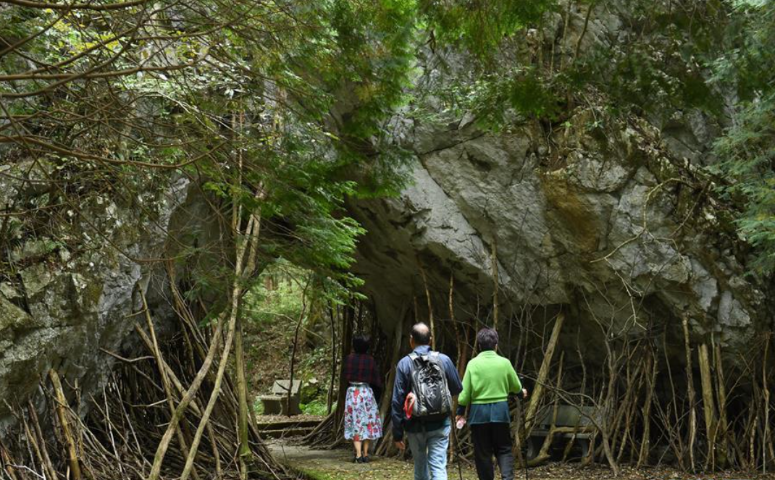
[0,163,197,435]
[348,1,772,359]
[351,109,769,358]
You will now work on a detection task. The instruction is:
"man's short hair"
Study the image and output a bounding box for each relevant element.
[411,322,431,346]
[353,335,370,354]
[477,328,499,351]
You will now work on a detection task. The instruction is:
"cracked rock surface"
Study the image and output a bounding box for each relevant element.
[0,168,193,435]
[350,114,769,357]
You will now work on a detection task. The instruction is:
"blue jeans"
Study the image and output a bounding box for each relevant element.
[406,423,451,480]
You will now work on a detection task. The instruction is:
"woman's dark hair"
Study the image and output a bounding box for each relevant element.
[353,335,370,354]
[477,328,499,351]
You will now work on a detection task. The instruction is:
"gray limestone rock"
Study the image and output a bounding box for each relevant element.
[352,109,768,360]
[0,168,192,436]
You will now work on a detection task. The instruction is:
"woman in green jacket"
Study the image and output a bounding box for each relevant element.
[456,328,528,480]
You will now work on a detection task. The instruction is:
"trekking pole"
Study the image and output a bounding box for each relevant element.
[522,392,529,480]
[454,417,465,480]
[516,380,529,480]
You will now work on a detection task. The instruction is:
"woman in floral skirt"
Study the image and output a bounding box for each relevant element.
[342,335,383,463]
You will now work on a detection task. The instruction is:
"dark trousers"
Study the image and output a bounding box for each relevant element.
[470,423,514,480]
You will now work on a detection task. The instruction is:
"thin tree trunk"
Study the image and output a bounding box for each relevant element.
[616,357,644,464]
[417,255,434,349]
[563,328,588,463]
[529,352,564,466]
[537,13,545,68]
[148,182,260,480]
[377,308,409,457]
[27,401,57,480]
[49,369,82,480]
[288,292,309,416]
[233,109,254,480]
[573,1,593,63]
[335,304,355,436]
[179,208,263,480]
[559,0,573,71]
[381,309,408,423]
[23,410,54,480]
[449,273,457,356]
[140,290,202,480]
[0,440,21,480]
[698,343,717,470]
[524,312,565,436]
[637,352,658,467]
[682,315,697,472]
[763,336,774,472]
[490,240,499,328]
[235,311,251,478]
[662,331,685,470]
[327,302,338,415]
[713,340,729,467]
[179,296,241,480]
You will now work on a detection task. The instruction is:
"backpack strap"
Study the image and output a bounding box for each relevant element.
[408,353,419,361]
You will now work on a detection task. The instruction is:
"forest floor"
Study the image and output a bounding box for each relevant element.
[266,440,775,480]
[266,441,480,480]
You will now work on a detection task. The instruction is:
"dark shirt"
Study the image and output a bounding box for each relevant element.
[391,345,463,441]
[343,353,382,398]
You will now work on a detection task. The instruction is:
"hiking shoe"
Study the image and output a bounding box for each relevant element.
[353,457,362,463]
[362,456,371,463]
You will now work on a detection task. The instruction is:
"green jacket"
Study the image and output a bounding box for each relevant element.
[458,350,522,406]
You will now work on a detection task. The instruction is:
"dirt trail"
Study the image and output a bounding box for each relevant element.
[267,440,775,480]
[267,441,480,480]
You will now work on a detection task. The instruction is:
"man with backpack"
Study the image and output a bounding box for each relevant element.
[391,322,463,480]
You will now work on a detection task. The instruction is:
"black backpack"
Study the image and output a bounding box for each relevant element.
[409,352,452,421]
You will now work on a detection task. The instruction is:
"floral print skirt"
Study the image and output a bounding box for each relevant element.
[344,384,383,441]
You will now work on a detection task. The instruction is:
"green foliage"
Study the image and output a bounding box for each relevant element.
[471,68,562,125]
[712,0,775,100]
[419,0,556,59]
[414,0,737,127]
[0,0,419,294]
[577,36,724,118]
[410,0,562,123]
[253,397,265,415]
[712,1,775,275]
[301,399,330,416]
[714,95,775,275]
[245,261,310,325]
[244,258,356,331]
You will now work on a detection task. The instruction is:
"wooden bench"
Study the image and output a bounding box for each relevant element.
[258,380,302,416]
[526,405,599,460]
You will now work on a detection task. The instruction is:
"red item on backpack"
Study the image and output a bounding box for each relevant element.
[404,392,416,419]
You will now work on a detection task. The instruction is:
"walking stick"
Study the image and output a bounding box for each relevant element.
[519,385,529,480]
[454,418,464,480]
[512,381,530,480]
